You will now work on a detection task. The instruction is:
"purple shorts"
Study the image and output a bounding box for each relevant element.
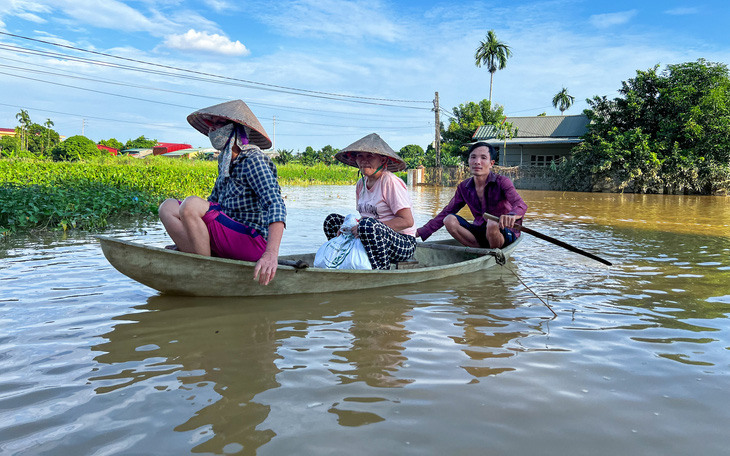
[202,202,267,262]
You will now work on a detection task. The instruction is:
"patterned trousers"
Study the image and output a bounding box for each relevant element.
[323,213,417,270]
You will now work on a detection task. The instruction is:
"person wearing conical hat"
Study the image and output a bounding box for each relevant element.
[416,142,526,249]
[159,100,286,285]
[323,133,417,270]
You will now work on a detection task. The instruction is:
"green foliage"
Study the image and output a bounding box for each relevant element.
[558,59,730,194]
[552,87,575,114]
[51,135,103,161]
[26,123,61,157]
[296,145,340,166]
[124,135,157,149]
[274,148,295,165]
[425,143,462,167]
[474,30,512,102]
[0,157,361,232]
[399,144,425,168]
[441,99,513,162]
[277,163,358,185]
[0,135,21,157]
[0,182,156,232]
[99,138,125,150]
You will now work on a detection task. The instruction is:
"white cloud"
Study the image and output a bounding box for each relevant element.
[664,7,698,15]
[203,0,236,13]
[163,29,250,56]
[260,0,404,43]
[589,10,638,28]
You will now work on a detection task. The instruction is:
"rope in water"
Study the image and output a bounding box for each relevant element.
[504,264,557,318]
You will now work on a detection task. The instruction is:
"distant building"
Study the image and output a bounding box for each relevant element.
[0,128,17,137]
[472,114,590,167]
[97,144,118,156]
[153,142,192,156]
[160,147,217,159]
[120,148,154,158]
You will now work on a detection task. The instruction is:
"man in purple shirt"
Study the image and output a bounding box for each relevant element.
[416,142,527,249]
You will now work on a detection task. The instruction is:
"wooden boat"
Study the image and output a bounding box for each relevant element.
[96,235,521,297]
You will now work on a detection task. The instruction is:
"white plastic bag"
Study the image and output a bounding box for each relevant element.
[314,214,372,269]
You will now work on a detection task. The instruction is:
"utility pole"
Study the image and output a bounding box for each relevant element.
[272,115,276,151]
[82,118,86,136]
[433,92,441,168]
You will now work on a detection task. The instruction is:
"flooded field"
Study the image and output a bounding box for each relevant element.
[1,185,729,455]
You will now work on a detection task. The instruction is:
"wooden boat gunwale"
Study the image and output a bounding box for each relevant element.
[96,235,521,297]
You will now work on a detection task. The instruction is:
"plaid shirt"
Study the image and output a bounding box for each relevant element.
[208,145,286,240]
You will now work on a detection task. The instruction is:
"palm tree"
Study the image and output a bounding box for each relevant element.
[15,109,31,151]
[44,118,54,154]
[552,87,576,115]
[474,30,513,103]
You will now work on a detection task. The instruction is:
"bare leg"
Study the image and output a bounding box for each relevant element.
[485,219,505,249]
[158,196,211,255]
[444,214,480,248]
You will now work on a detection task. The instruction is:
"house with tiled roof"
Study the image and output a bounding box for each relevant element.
[472,114,590,167]
[0,127,17,137]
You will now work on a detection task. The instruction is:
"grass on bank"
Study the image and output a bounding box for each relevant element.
[0,157,375,234]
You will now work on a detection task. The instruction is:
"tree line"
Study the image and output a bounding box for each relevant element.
[0,112,158,161]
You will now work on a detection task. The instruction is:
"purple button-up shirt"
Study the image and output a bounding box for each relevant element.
[418,172,527,241]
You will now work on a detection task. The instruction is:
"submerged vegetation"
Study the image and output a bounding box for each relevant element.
[0,157,365,234]
[556,59,730,195]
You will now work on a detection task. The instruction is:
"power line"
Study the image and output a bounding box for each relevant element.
[0,57,427,123]
[0,31,432,105]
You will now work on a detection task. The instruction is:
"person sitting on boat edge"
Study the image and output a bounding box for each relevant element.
[158,99,286,286]
[323,133,417,270]
[416,141,527,249]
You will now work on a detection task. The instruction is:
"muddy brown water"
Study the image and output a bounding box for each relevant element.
[1,185,729,455]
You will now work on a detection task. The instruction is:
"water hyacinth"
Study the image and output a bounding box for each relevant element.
[0,156,382,233]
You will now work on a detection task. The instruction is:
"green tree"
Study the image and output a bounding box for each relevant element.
[43,119,54,154]
[274,148,294,165]
[299,146,318,166]
[0,135,21,157]
[558,59,730,194]
[318,145,338,165]
[99,138,124,151]
[124,135,157,149]
[51,135,103,161]
[441,99,514,162]
[474,30,513,103]
[552,87,575,115]
[399,144,425,168]
[15,109,31,151]
[26,123,60,157]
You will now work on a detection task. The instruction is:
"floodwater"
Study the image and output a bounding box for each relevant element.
[1,185,730,456]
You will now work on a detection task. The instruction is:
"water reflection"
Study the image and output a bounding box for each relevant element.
[3,187,730,455]
[88,272,548,453]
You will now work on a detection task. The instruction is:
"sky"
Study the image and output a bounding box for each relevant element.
[1,0,729,152]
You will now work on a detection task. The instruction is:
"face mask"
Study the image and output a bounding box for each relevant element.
[209,123,234,150]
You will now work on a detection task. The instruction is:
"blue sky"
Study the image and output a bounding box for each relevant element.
[1,0,729,152]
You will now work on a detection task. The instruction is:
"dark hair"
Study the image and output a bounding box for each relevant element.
[467,142,498,163]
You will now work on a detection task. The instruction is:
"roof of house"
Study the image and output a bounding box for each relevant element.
[472,114,590,141]
[161,147,216,157]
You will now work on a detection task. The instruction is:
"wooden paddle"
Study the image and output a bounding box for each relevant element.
[483,213,613,266]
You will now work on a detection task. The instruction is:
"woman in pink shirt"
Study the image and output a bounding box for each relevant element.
[324,133,417,270]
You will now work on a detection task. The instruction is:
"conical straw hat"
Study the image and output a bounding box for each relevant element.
[335,133,406,172]
[187,100,272,149]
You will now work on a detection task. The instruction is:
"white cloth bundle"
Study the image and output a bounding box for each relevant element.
[313,214,372,269]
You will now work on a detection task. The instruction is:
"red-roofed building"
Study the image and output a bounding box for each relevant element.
[97,144,118,156]
[0,128,17,137]
[153,142,192,156]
